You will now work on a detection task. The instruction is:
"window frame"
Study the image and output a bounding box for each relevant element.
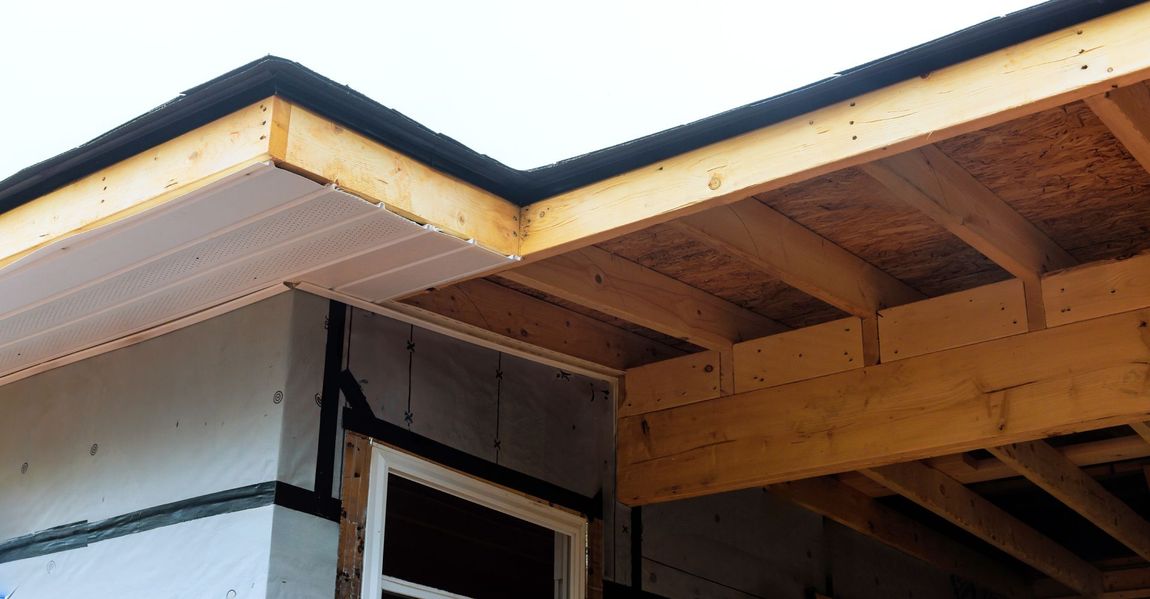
[362,441,588,599]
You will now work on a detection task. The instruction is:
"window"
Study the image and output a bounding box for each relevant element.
[362,443,588,599]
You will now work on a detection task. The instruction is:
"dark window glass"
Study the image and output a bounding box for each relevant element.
[382,474,558,598]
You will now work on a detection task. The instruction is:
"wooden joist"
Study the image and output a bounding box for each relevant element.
[732,317,865,394]
[1044,252,1150,328]
[988,440,1150,562]
[335,432,373,598]
[770,476,1029,598]
[1085,81,1150,176]
[861,461,1104,597]
[501,246,786,351]
[1036,564,1150,598]
[617,306,1150,505]
[517,3,1150,258]
[860,145,1077,280]
[1130,422,1150,445]
[840,434,1150,497]
[673,200,923,317]
[401,278,680,371]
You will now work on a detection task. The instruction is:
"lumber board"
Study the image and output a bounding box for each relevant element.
[401,278,679,371]
[336,431,373,598]
[988,440,1150,562]
[621,351,721,417]
[617,307,1150,505]
[1037,564,1150,598]
[861,462,1103,596]
[275,103,520,256]
[0,99,278,269]
[878,279,1028,362]
[861,145,1077,279]
[1086,81,1150,176]
[1044,252,1150,328]
[673,200,923,316]
[518,3,1150,258]
[1130,422,1150,445]
[841,435,1150,497]
[733,317,864,393]
[771,477,1029,598]
[501,246,785,350]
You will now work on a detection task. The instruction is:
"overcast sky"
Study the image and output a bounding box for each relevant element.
[1,0,1042,178]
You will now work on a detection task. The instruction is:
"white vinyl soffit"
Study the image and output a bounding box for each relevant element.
[0,164,512,379]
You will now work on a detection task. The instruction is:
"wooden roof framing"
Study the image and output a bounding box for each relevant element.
[9,2,1150,597]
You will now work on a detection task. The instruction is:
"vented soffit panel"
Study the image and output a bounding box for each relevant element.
[0,163,511,380]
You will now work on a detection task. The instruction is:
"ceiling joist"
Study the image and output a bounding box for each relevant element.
[1085,81,1150,175]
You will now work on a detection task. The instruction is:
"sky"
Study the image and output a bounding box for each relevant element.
[0,0,1043,179]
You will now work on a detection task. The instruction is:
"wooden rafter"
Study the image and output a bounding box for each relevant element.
[500,246,786,351]
[861,461,1104,597]
[517,3,1150,259]
[1085,81,1150,175]
[988,440,1150,562]
[771,476,1029,598]
[401,278,681,371]
[859,145,1077,281]
[672,200,924,317]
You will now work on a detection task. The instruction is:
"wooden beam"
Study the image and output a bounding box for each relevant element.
[1131,422,1150,445]
[621,351,721,417]
[274,103,520,256]
[841,435,1150,497]
[501,246,785,350]
[771,477,1030,598]
[400,278,680,371]
[878,279,1029,362]
[672,200,923,316]
[860,145,1077,280]
[861,461,1104,597]
[0,99,280,269]
[988,440,1150,562]
[1037,564,1150,598]
[517,3,1150,258]
[1085,82,1150,175]
[1044,252,1150,328]
[336,431,373,598]
[732,317,865,393]
[617,307,1150,505]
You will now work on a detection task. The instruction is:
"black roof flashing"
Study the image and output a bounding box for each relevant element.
[0,0,1141,212]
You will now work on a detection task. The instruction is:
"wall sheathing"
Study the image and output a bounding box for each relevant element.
[2,291,979,598]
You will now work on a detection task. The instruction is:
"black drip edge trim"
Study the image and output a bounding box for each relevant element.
[0,481,339,564]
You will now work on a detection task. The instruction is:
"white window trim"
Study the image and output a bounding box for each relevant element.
[362,442,588,599]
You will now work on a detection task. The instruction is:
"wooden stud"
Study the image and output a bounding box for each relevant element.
[861,462,1104,597]
[621,351,721,417]
[771,477,1029,598]
[1043,252,1150,328]
[672,200,923,317]
[860,145,1077,280]
[733,317,865,393]
[1085,81,1150,175]
[401,278,680,372]
[988,440,1150,562]
[335,431,373,598]
[617,307,1150,505]
[517,3,1150,258]
[501,246,786,351]
[878,279,1028,362]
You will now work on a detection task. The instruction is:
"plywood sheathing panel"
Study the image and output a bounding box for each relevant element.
[485,275,700,353]
[596,224,845,328]
[937,101,1150,264]
[755,168,1011,297]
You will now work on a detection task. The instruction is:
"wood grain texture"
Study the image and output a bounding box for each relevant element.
[502,246,786,350]
[861,462,1104,597]
[988,440,1150,562]
[519,3,1150,258]
[675,200,923,316]
[861,145,1077,279]
[618,307,1150,505]
[733,317,864,393]
[1086,81,1150,178]
[621,351,721,417]
[402,278,681,370]
[879,279,1029,362]
[771,477,1030,598]
[1044,252,1150,327]
[335,432,373,598]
